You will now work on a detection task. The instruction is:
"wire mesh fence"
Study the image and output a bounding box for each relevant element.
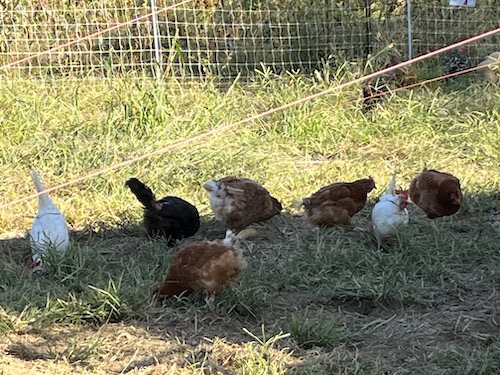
[0,0,498,79]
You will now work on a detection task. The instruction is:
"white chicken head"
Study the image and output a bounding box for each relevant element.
[394,189,410,210]
[203,179,222,196]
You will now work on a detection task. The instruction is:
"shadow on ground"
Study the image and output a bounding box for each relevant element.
[0,191,499,373]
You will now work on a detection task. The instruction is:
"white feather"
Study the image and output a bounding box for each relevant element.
[203,179,234,221]
[372,195,409,238]
[29,171,69,271]
[371,171,409,249]
[386,170,397,195]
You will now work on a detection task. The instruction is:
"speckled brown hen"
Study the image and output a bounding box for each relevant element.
[297,177,376,228]
[409,168,462,219]
[203,177,282,231]
[150,230,248,298]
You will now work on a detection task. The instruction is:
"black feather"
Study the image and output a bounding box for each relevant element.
[126,178,156,209]
[126,178,201,245]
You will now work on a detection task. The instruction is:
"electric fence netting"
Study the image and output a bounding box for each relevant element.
[0,1,498,80]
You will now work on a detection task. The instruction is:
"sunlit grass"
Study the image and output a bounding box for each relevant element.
[0,68,499,373]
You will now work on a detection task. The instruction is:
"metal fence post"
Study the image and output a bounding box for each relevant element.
[365,0,372,58]
[150,0,163,80]
[407,0,413,59]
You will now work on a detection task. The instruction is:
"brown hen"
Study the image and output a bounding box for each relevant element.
[297,177,376,228]
[409,168,462,219]
[150,230,248,298]
[203,177,282,231]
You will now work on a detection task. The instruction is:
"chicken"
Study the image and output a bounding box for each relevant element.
[442,46,471,78]
[150,229,252,298]
[296,177,376,229]
[409,168,462,219]
[29,171,70,272]
[126,178,200,245]
[477,51,500,83]
[363,55,416,111]
[371,171,409,249]
[203,176,282,231]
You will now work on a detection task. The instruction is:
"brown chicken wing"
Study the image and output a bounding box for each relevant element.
[298,177,376,228]
[151,230,248,298]
[409,168,462,219]
[203,177,282,231]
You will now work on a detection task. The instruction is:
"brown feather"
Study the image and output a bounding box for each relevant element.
[409,168,462,219]
[204,177,282,231]
[301,177,376,228]
[153,237,247,298]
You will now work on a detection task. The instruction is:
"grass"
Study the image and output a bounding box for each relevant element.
[0,64,499,374]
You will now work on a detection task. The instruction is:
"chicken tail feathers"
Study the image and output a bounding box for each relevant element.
[126,178,156,209]
[32,170,54,207]
[386,170,397,195]
[32,171,45,193]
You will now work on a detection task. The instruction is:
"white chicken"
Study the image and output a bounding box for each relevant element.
[371,171,409,249]
[29,171,70,272]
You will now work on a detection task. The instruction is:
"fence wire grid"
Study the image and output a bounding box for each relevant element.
[0,0,498,79]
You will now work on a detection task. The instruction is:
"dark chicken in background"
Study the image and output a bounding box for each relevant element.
[203,176,282,232]
[442,46,471,78]
[126,178,200,245]
[409,168,462,219]
[362,55,416,111]
[296,177,376,229]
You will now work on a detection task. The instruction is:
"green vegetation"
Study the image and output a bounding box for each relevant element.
[0,65,499,373]
[1,1,498,80]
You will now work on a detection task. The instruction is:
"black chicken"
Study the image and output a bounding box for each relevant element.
[442,46,471,77]
[126,178,200,245]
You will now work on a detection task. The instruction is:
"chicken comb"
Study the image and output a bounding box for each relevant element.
[395,188,409,199]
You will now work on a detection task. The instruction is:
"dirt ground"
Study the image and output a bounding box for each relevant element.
[1,203,500,374]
